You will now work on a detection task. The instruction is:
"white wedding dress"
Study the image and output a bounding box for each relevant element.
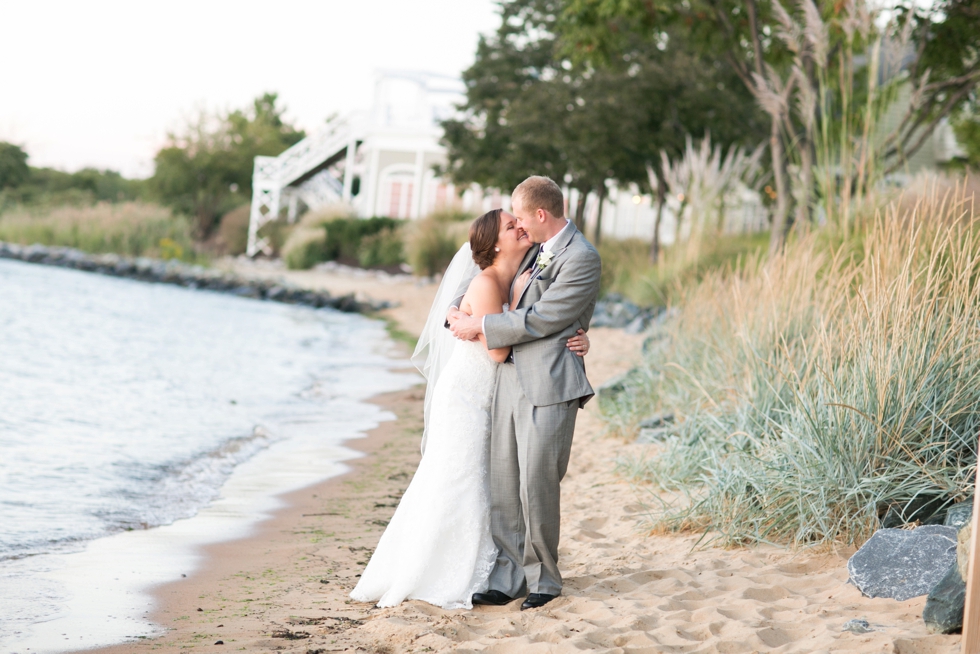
[350,338,500,609]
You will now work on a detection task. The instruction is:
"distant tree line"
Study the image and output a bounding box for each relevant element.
[0,142,145,207]
[0,92,305,241]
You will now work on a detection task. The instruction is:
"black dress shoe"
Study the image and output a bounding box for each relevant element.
[521,593,557,610]
[472,590,515,606]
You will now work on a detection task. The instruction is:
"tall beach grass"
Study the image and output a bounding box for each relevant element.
[612,175,980,547]
[599,232,770,306]
[0,201,200,262]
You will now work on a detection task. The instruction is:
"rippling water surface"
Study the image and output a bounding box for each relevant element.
[0,259,414,649]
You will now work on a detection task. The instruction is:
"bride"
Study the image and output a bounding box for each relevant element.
[349,209,590,609]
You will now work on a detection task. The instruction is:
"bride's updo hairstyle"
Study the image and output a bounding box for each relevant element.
[470,208,502,270]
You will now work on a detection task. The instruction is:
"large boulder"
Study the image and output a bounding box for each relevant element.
[946,499,973,530]
[922,518,974,635]
[847,525,958,601]
[923,561,966,634]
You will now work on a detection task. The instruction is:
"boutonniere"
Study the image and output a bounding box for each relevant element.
[536,250,555,271]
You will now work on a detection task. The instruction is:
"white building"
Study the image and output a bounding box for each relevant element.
[247,70,470,256]
[247,69,765,256]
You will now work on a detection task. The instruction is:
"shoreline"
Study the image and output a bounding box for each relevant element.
[0,242,390,313]
[81,385,427,654]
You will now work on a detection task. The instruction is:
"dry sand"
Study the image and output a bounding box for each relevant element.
[86,263,959,654]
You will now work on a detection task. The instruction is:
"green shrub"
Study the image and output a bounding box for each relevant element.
[280,208,349,269]
[280,211,407,270]
[283,232,325,269]
[323,216,401,262]
[598,233,769,307]
[406,218,470,277]
[357,226,405,268]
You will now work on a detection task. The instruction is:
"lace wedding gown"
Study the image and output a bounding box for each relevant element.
[350,338,499,609]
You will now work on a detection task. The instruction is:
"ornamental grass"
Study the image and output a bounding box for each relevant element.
[613,175,980,547]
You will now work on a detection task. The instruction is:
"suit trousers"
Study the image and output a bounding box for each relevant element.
[487,362,578,597]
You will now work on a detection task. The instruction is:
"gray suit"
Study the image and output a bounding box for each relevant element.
[481,224,601,597]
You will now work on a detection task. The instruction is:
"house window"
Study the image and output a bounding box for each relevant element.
[383,174,414,218]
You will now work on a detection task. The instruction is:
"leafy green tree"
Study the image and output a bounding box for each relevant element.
[885,0,980,172]
[151,93,305,237]
[561,0,980,251]
[561,0,797,252]
[0,142,29,190]
[441,0,766,248]
[953,108,980,168]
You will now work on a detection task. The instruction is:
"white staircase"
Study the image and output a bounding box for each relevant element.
[247,119,361,257]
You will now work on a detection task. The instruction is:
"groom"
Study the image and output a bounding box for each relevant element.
[449,176,601,610]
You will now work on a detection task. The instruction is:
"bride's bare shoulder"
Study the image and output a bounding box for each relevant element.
[466,270,495,294]
[462,271,502,310]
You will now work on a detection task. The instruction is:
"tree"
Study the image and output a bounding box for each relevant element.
[953,108,980,168]
[441,0,766,250]
[0,142,29,190]
[884,0,980,174]
[561,0,980,252]
[151,93,304,238]
[561,0,798,253]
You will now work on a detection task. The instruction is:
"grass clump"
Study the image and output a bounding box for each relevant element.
[0,201,201,261]
[405,211,472,277]
[599,232,770,306]
[613,175,980,547]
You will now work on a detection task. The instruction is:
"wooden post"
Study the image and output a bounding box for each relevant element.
[962,463,980,652]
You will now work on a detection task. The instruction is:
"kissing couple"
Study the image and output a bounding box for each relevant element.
[351,176,602,611]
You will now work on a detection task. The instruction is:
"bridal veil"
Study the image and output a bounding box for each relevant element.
[411,242,479,455]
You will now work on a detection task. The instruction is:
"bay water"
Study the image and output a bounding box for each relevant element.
[0,258,418,651]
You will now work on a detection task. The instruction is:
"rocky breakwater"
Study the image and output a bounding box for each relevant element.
[0,242,392,313]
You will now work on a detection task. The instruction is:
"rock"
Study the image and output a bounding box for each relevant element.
[623,314,647,334]
[597,367,646,417]
[592,295,641,328]
[842,619,873,634]
[639,413,675,429]
[636,414,675,444]
[0,240,384,316]
[881,494,948,528]
[923,561,966,634]
[847,525,957,601]
[945,499,973,529]
[232,285,261,298]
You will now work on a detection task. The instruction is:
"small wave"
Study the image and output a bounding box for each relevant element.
[98,426,279,531]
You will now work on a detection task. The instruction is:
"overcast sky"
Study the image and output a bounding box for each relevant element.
[0,1,500,178]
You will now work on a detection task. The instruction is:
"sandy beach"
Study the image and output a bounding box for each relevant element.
[84,262,959,654]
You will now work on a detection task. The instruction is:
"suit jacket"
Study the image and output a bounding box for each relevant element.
[480,223,601,407]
